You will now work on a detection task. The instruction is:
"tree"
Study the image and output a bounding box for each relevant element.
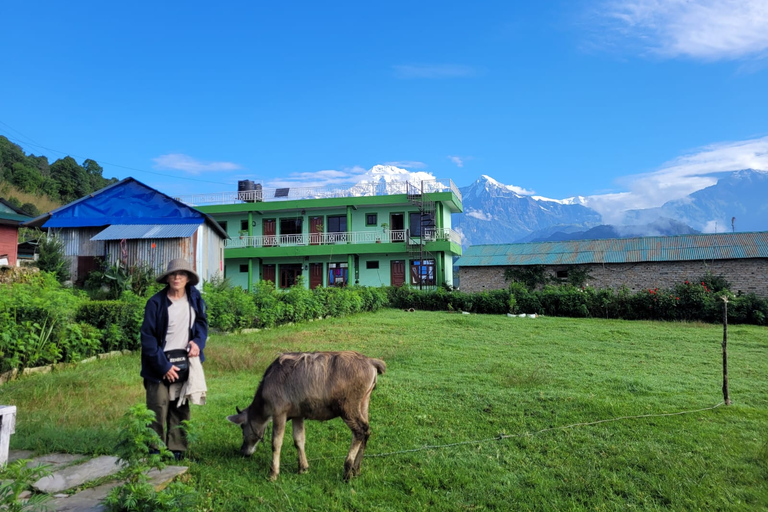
[83,158,105,191]
[36,234,71,283]
[50,156,89,203]
[20,202,40,217]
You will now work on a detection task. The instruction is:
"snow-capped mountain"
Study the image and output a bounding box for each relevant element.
[452,176,603,246]
[345,166,767,247]
[622,169,768,233]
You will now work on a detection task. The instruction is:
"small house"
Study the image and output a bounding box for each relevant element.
[23,178,227,285]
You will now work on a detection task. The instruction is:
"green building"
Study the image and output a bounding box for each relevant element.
[191,178,463,291]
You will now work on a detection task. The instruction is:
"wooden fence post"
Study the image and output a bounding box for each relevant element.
[721,297,731,406]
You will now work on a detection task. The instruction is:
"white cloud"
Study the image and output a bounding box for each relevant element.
[153,153,242,174]
[598,0,768,60]
[383,161,428,169]
[393,64,476,79]
[267,167,369,189]
[466,210,493,221]
[448,156,464,167]
[585,135,768,222]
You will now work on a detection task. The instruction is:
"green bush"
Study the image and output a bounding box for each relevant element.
[75,294,144,352]
[202,276,258,332]
[35,234,71,283]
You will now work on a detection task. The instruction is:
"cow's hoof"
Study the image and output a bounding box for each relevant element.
[298,466,309,474]
[268,473,279,482]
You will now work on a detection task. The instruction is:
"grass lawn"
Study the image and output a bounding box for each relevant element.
[2,309,767,511]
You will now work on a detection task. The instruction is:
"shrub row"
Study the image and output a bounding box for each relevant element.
[203,276,389,331]
[386,281,768,325]
[0,273,144,373]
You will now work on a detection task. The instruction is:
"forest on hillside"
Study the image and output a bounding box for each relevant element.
[0,135,117,216]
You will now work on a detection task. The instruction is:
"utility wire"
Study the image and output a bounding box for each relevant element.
[0,122,231,186]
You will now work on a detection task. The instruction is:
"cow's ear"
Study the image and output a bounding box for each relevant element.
[227,411,247,425]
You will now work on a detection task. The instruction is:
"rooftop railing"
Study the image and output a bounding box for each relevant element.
[225,228,460,249]
[177,178,462,206]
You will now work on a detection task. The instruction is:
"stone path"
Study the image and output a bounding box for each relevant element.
[7,449,188,512]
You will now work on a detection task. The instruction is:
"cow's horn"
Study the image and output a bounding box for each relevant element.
[236,406,242,414]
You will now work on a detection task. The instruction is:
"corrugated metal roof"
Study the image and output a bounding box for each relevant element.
[91,224,200,241]
[455,232,768,267]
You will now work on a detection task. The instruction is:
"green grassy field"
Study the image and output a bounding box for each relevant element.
[2,310,767,511]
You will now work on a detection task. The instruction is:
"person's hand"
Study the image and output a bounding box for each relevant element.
[188,341,200,358]
[164,365,180,382]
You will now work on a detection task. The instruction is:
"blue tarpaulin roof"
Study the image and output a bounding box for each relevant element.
[38,179,204,228]
[23,178,227,239]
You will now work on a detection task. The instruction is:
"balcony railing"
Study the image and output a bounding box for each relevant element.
[225,228,460,249]
[177,178,462,206]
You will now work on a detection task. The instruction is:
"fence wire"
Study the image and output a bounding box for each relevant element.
[307,402,725,462]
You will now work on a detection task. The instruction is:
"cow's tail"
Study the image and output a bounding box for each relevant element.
[371,358,387,375]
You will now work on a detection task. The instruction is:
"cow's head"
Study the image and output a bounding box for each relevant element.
[227,406,268,456]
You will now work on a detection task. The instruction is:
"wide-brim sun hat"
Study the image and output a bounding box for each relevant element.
[156,258,200,286]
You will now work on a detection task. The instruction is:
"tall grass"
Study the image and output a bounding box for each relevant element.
[2,311,767,510]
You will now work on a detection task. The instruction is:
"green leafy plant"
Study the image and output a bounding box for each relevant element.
[0,459,52,512]
[104,404,197,512]
[35,234,70,283]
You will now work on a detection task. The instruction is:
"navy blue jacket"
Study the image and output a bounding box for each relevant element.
[140,285,208,382]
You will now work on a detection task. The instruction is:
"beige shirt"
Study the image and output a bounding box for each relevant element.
[165,294,196,352]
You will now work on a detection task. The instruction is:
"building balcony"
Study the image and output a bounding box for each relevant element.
[177,178,462,206]
[225,228,461,249]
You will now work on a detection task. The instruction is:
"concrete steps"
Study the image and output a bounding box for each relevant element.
[7,449,188,512]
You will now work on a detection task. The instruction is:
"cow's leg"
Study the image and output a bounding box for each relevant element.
[352,394,373,473]
[269,415,287,481]
[342,417,368,481]
[292,418,309,474]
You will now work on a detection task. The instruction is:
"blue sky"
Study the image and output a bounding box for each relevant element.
[1,1,767,220]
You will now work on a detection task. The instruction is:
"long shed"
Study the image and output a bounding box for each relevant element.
[455,232,768,297]
[23,178,227,285]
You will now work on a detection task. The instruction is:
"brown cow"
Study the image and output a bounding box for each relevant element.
[227,351,386,481]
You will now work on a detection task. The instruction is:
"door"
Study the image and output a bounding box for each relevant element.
[263,219,276,247]
[391,260,405,286]
[262,264,276,284]
[390,213,404,242]
[310,216,323,245]
[309,262,323,289]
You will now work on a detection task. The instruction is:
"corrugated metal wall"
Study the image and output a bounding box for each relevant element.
[54,225,224,286]
[196,223,225,282]
[104,237,193,277]
[54,227,106,282]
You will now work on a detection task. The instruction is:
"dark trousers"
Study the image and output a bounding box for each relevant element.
[144,379,190,452]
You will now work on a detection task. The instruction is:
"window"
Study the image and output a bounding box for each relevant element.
[327,216,347,232]
[366,213,377,226]
[409,212,435,237]
[240,264,248,273]
[328,262,348,287]
[240,219,248,231]
[279,264,303,288]
[366,260,379,269]
[410,259,436,286]
[280,218,303,235]
[327,215,347,243]
[218,220,228,232]
[555,270,568,280]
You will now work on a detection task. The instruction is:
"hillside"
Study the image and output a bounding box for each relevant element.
[0,136,117,216]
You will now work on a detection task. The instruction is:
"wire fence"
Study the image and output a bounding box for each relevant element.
[307,402,725,462]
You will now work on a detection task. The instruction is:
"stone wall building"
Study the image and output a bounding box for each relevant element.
[456,232,768,297]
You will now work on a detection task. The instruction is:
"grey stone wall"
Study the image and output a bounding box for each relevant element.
[458,259,768,297]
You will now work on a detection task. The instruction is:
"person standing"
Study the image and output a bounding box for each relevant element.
[140,258,207,459]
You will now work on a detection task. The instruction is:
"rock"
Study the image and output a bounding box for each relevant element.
[33,456,124,494]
